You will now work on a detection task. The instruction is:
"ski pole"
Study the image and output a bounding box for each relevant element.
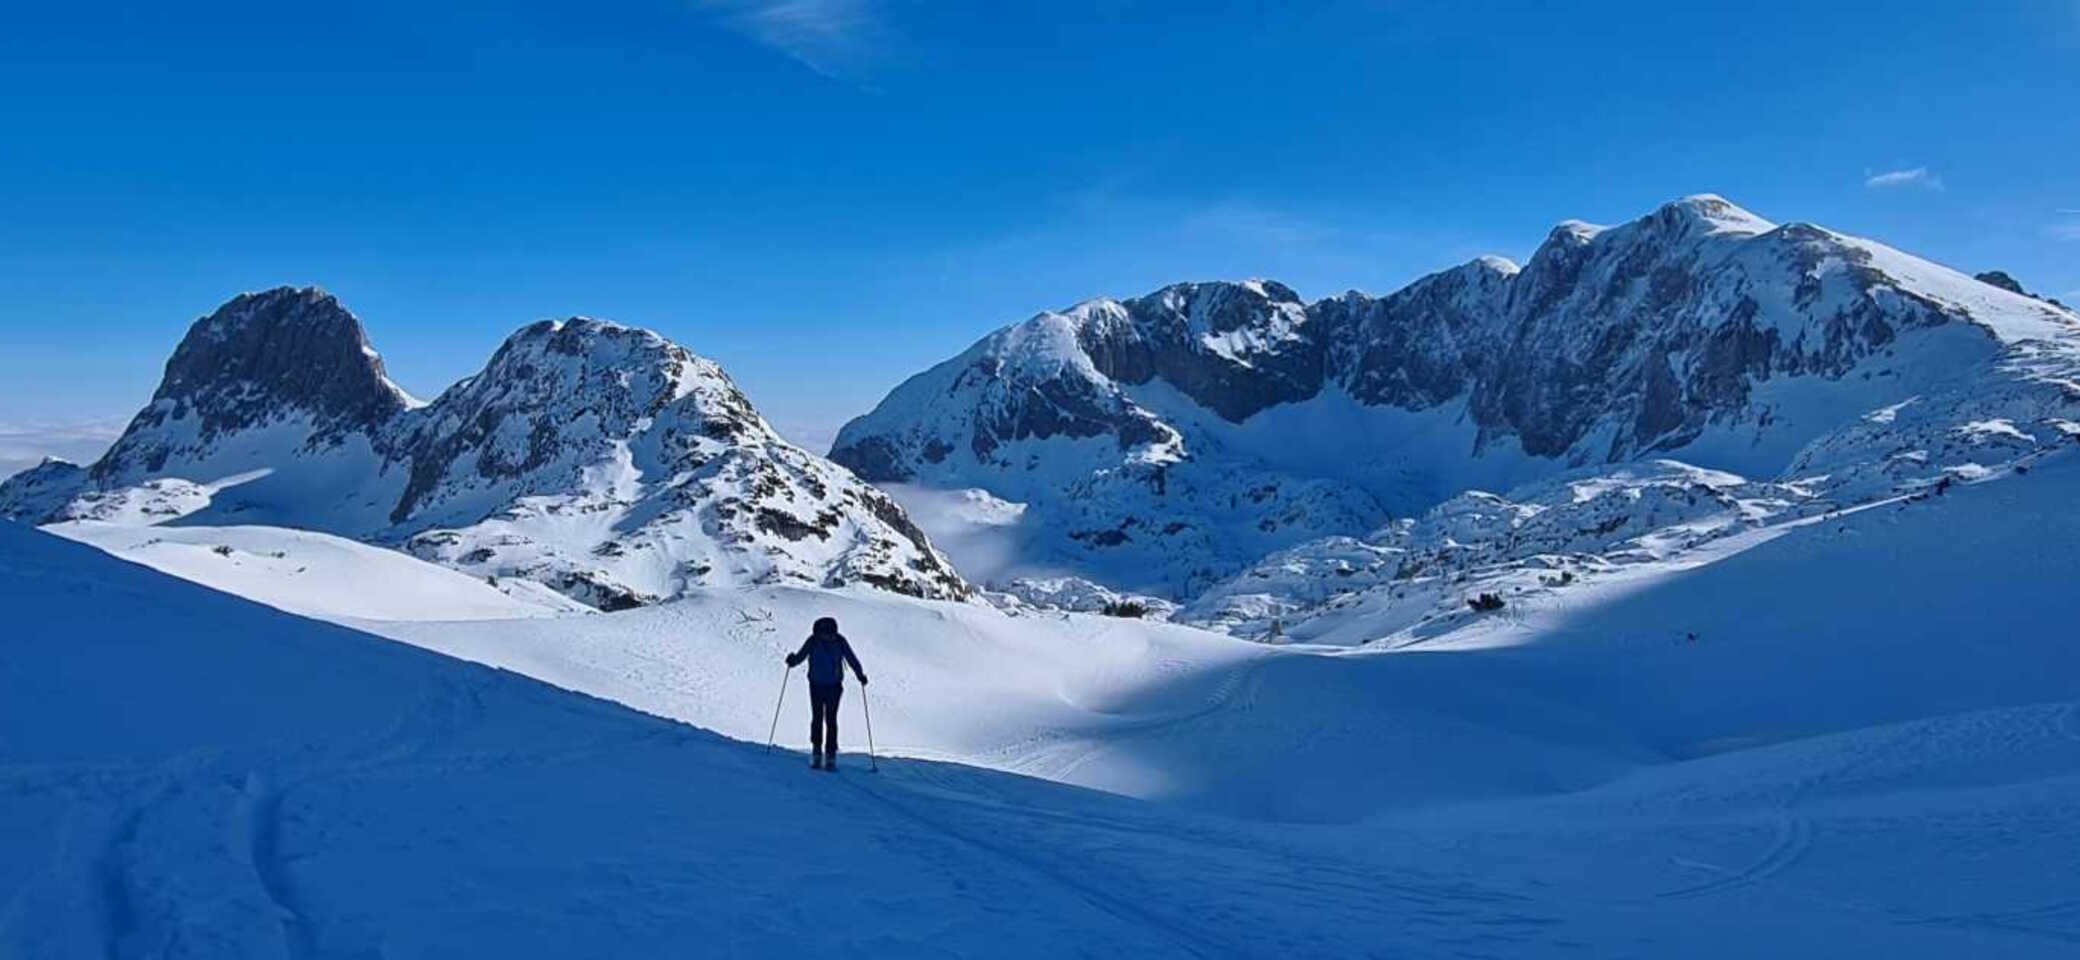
[861,682,879,772]
[766,664,793,752]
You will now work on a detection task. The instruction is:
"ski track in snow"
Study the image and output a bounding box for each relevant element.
[2059,701,2080,745]
[240,774,312,960]
[96,803,146,960]
[1905,899,2080,946]
[1655,808,1814,901]
[833,773,1228,958]
[1036,643,1272,785]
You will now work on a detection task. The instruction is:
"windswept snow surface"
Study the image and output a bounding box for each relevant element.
[8,451,2080,956]
[46,522,587,621]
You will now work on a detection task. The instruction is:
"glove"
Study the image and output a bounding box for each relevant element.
[858,674,869,686]
[785,653,801,668]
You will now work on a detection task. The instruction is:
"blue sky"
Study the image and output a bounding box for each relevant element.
[3,0,2077,457]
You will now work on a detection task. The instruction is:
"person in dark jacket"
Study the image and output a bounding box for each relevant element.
[785,616,867,770]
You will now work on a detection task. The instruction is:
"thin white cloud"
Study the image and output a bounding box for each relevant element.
[1864,167,1943,191]
[701,0,885,83]
[2050,222,2080,241]
[1182,203,1325,249]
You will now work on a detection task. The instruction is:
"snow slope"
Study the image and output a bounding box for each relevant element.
[367,583,1257,789]
[47,521,587,621]
[369,451,2080,821]
[0,524,1291,956]
[8,451,2080,954]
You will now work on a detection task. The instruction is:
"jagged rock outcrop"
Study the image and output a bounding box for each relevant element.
[0,458,87,523]
[1975,269,2066,308]
[91,287,416,487]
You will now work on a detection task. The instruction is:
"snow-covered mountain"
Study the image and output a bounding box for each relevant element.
[833,195,2080,599]
[0,288,970,607]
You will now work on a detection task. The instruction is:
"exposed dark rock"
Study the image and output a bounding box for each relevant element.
[1976,269,2068,308]
[1975,270,2027,295]
[0,458,88,523]
[756,507,833,542]
[92,287,412,485]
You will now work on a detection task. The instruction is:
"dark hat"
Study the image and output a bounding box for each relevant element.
[813,616,838,634]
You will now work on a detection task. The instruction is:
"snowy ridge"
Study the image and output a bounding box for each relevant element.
[834,194,2080,600]
[987,575,1179,620]
[0,290,971,608]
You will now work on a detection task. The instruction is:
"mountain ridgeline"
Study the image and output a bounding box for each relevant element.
[831,195,2080,597]
[2,288,970,608]
[9,195,2078,611]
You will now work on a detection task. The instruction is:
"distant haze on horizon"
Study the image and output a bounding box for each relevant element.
[4,1,2077,465]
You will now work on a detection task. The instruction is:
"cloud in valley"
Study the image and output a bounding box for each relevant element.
[0,418,126,480]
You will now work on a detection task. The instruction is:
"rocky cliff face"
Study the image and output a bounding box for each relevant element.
[833,195,2080,597]
[0,458,87,523]
[2,289,970,607]
[1471,198,1978,461]
[91,288,416,487]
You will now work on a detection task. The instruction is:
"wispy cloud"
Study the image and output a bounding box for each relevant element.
[1181,203,1327,251]
[701,0,885,84]
[2051,208,2080,241]
[1864,167,1943,191]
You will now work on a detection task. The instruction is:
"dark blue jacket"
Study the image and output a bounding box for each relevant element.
[789,630,865,687]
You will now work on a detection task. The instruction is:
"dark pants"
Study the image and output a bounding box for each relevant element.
[809,682,843,757]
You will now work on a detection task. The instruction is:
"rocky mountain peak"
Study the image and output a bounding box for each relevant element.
[1541,219,1605,248]
[1466,255,1521,277]
[0,457,87,523]
[390,315,776,525]
[1975,270,2027,294]
[464,316,719,405]
[165,286,413,412]
[388,311,970,603]
[1646,193,1775,237]
[91,287,416,485]
[1973,269,2069,308]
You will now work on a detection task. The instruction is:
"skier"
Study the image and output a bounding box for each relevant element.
[784,616,868,770]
